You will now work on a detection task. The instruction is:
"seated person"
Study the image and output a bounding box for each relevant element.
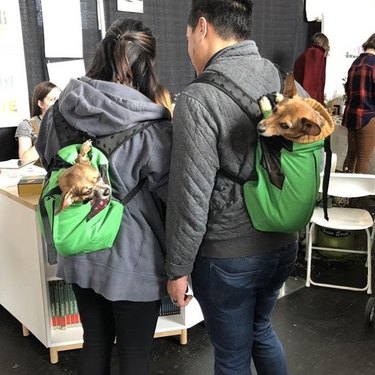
[15,81,60,161]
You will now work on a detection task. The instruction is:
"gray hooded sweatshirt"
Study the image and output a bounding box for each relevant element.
[36,77,172,302]
[166,41,298,278]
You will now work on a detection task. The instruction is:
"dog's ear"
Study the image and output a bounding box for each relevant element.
[57,189,76,214]
[300,118,322,136]
[283,73,297,98]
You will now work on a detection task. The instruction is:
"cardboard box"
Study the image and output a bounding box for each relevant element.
[17,175,45,196]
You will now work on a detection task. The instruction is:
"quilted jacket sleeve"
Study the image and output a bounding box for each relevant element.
[165,92,219,277]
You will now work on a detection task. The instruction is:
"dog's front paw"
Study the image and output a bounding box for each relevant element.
[81,140,92,155]
[76,139,92,163]
[259,96,272,119]
[274,92,284,103]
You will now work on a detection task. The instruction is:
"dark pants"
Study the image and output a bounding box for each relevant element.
[344,117,375,173]
[72,284,160,375]
[192,241,298,375]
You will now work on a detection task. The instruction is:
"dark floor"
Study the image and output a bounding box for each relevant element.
[1,251,375,375]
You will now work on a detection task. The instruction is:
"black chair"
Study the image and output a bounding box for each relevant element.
[0,127,18,161]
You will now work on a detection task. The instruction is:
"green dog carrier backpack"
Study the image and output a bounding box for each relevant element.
[38,144,124,256]
[194,69,332,233]
[38,103,152,256]
[243,137,323,232]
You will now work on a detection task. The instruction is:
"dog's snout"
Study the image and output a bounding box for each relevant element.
[257,123,266,134]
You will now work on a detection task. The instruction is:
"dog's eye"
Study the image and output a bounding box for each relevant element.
[273,106,278,114]
[82,187,93,196]
[280,123,290,130]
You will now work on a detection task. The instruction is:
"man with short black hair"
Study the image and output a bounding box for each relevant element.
[165,1,297,374]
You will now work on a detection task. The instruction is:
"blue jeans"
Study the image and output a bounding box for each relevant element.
[192,241,298,375]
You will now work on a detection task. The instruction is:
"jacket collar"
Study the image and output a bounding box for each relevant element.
[204,40,259,71]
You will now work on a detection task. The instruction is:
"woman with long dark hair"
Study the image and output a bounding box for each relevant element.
[15,81,60,160]
[36,18,172,374]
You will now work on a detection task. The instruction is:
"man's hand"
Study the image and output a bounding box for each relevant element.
[167,276,192,307]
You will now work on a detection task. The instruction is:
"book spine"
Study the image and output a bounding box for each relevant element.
[53,281,61,329]
[159,296,180,316]
[48,282,57,329]
[58,280,67,330]
[64,282,72,328]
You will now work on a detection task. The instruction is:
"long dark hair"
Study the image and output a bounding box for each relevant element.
[31,81,58,117]
[86,18,171,112]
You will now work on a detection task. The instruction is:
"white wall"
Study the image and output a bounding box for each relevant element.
[0,0,30,127]
[321,0,375,100]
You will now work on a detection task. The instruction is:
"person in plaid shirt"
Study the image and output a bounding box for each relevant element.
[342,33,375,173]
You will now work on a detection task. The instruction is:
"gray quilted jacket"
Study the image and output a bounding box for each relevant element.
[165,41,297,278]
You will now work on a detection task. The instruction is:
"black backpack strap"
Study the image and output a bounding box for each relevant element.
[193,70,262,184]
[121,179,146,205]
[322,136,332,221]
[194,64,285,124]
[39,189,59,253]
[52,102,153,205]
[53,103,90,146]
[95,123,153,204]
[193,67,285,185]
[95,121,154,156]
[53,101,155,157]
[218,168,246,185]
[39,201,55,252]
[193,70,261,124]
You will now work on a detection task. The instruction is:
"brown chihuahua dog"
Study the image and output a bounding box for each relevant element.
[257,73,332,143]
[57,140,111,213]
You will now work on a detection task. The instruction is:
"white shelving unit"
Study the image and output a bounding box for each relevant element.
[0,185,203,364]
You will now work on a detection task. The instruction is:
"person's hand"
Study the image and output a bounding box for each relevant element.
[167,276,192,307]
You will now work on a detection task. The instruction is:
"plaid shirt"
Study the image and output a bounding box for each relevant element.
[342,53,375,130]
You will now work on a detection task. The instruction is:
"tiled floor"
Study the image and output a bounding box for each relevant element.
[1,253,375,374]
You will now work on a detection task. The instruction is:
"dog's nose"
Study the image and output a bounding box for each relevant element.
[257,124,266,133]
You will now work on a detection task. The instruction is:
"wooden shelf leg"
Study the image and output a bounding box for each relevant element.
[180,329,188,345]
[50,347,59,364]
[22,325,30,337]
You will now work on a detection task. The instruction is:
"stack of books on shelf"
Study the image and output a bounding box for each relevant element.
[159,295,181,316]
[48,280,81,330]
[49,282,180,330]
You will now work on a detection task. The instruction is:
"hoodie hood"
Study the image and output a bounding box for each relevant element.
[58,76,170,137]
